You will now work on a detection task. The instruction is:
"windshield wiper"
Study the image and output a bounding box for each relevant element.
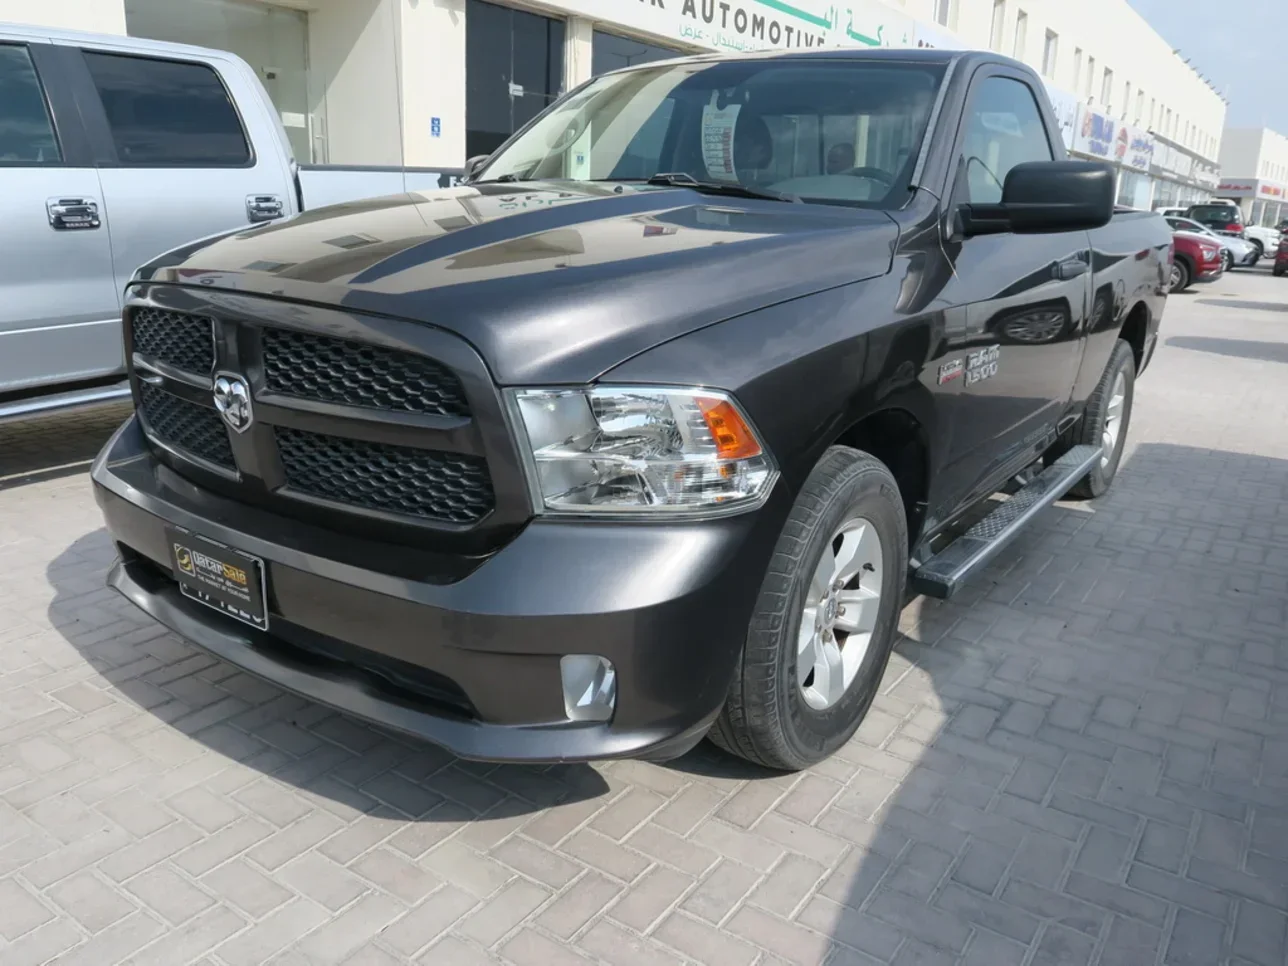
[645,172,800,203]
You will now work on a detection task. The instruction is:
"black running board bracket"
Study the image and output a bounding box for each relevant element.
[910,444,1102,600]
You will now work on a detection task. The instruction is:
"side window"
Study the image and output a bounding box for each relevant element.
[0,44,61,163]
[959,76,1053,205]
[83,52,250,166]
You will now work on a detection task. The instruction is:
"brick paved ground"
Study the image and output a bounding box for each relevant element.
[2,269,1287,966]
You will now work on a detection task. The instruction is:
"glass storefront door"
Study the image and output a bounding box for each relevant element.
[465,0,565,159]
[124,0,320,162]
[591,30,683,76]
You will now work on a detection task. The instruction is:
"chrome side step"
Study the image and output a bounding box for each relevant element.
[0,381,131,425]
[911,444,1102,600]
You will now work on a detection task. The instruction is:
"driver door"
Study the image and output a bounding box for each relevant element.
[934,69,1091,509]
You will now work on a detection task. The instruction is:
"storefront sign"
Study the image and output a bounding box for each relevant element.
[1043,83,1079,152]
[1072,104,1120,160]
[1121,125,1154,172]
[554,0,914,54]
[1071,107,1156,173]
[1217,181,1256,196]
[1258,182,1284,198]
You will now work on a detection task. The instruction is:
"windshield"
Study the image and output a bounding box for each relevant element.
[1189,204,1240,224]
[476,59,945,209]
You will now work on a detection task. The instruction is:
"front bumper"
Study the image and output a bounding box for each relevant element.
[92,417,784,762]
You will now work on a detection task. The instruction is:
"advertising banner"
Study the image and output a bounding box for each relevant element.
[1121,125,1154,172]
[1071,107,1156,172]
[1043,82,1079,152]
[1071,104,1120,161]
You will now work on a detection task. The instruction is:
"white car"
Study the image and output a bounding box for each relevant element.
[1165,216,1259,270]
[1185,202,1281,259]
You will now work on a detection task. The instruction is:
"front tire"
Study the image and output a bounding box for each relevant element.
[1251,239,1265,260]
[1222,250,1233,273]
[1069,340,1136,499]
[1169,259,1190,293]
[710,447,907,771]
[1274,262,1287,278]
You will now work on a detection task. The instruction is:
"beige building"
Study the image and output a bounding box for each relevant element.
[1216,126,1288,227]
[1,0,1226,201]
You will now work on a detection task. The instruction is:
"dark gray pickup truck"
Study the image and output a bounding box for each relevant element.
[92,48,1171,771]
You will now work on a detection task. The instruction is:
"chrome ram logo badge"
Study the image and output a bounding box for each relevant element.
[213,372,254,433]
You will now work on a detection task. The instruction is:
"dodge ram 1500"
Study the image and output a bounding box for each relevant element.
[91,48,1171,770]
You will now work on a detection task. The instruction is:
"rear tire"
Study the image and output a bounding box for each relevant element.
[1251,239,1265,260]
[710,447,907,771]
[1069,340,1136,500]
[1275,262,1287,278]
[1222,250,1233,273]
[1169,259,1190,293]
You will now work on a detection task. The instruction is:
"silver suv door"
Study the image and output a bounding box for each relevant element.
[66,46,293,291]
[0,41,120,395]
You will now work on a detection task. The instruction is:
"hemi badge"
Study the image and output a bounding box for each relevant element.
[937,359,964,385]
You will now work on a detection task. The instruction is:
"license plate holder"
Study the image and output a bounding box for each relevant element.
[165,526,269,630]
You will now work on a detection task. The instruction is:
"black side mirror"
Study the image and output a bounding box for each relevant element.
[464,154,490,181]
[958,161,1115,237]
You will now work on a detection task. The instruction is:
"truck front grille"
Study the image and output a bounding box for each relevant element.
[262,328,469,417]
[131,308,215,375]
[125,296,505,540]
[138,384,235,470]
[276,427,493,524]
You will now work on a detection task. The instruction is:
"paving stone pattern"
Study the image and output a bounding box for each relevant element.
[2,272,1288,965]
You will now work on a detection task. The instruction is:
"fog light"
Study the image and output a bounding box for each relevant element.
[560,655,616,722]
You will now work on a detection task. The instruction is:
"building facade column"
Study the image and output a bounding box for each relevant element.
[397,0,467,169]
[565,16,594,92]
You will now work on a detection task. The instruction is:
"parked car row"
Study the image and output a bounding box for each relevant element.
[1168,229,1224,293]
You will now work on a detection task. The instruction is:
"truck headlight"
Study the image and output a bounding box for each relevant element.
[508,386,777,516]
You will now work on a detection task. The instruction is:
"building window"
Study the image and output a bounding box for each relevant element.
[1013,10,1027,59]
[465,0,565,159]
[0,44,62,163]
[1085,56,1095,98]
[989,0,1006,51]
[1122,82,1131,119]
[935,0,953,27]
[1149,98,1156,130]
[1135,89,1145,126]
[1072,47,1082,92]
[591,31,682,75]
[1042,31,1058,78]
[1101,68,1113,110]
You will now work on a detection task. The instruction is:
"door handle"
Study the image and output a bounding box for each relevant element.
[246,194,285,223]
[1055,258,1087,280]
[47,197,100,230]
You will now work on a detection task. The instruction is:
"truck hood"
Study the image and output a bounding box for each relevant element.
[140,182,898,383]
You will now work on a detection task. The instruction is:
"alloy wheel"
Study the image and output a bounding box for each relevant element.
[797,516,885,711]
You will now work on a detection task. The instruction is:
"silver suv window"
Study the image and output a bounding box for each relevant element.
[0,44,61,164]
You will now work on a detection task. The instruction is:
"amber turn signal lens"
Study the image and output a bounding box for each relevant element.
[698,396,763,460]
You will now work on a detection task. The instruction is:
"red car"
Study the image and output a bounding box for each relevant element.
[1170,230,1223,292]
[1274,235,1288,276]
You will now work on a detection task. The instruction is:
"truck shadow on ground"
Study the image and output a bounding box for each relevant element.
[0,404,131,491]
[41,442,1288,964]
[1196,298,1288,314]
[1166,335,1288,365]
[786,440,1288,964]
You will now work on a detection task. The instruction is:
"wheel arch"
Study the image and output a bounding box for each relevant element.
[831,405,931,549]
[1118,300,1150,371]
